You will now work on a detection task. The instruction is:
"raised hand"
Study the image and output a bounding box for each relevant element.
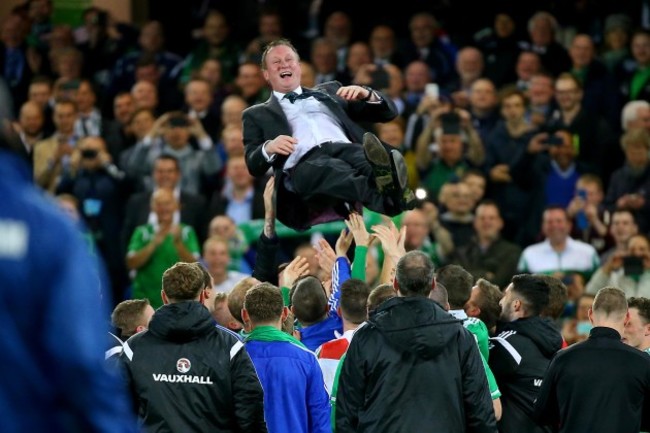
[335,228,354,258]
[344,213,370,247]
[315,238,337,277]
[282,255,310,288]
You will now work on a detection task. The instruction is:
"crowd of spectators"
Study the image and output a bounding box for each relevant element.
[7,0,650,431]
[3,0,650,336]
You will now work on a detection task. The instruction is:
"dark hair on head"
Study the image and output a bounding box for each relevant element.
[154,153,181,171]
[244,282,284,324]
[429,282,449,309]
[395,251,435,297]
[538,275,568,319]
[291,275,328,325]
[435,264,473,308]
[510,274,551,317]
[162,262,205,301]
[593,287,627,318]
[30,75,52,87]
[367,284,395,312]
[461,168,487,182]
[612,208,637,223]
[473,278,503,330]
[498,87,527,105]
[136,52,158,69]
[340,279,371,324]
[260,38,300,70]
[628,297,650,325]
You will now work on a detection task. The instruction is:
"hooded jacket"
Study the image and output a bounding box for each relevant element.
[121,301,267,433]
[489,316,563,433]
[335,296,497,433]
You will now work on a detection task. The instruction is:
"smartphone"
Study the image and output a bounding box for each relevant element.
[623,256,644,276]
[425,83,439,100]
[546,135,564,146]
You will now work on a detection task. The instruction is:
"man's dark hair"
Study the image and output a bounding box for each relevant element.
[30,75,52,87]
[111,299,150,338]
[538,275,568,319]
[340,279,371,324]
[435,264,473,308]
[429,282,449,310]
[162,262,205,301]
[473,278,503,330]
[510,274,551,317]
[261,38,300,70]
[612,208,637,224]
[154,153,181,172]
[227,277,259,324]
[244,283,284,324]
[593,287,627,318]
[136,52,158,69]
[395,251,435,297]
[367,284,395,312]
[628,297,650,325]
[291,275,328,325]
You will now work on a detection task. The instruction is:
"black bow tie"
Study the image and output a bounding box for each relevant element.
[283,90,328,103]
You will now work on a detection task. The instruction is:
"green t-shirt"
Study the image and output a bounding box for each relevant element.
[631,66,650,100]
[421,160,469,201]
[127,224,200,309]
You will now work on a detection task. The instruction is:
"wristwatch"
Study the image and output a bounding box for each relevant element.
[360,86,375,101]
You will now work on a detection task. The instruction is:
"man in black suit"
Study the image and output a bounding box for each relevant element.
[534,287,650,433]
[243,38,414,231]
[121,154,206,251]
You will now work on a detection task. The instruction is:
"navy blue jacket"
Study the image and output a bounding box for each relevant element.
[0,149,135,433]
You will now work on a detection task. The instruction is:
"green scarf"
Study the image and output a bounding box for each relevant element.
[245,325,306,348]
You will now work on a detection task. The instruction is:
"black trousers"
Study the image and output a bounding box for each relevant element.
[290,141,399,216]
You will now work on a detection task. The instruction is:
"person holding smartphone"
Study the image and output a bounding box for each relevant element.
[586,234,650,298]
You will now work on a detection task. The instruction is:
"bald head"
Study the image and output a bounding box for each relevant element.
[19,101,44,136]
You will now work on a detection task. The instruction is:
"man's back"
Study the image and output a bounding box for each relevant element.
[336,297,496,433]
[489,317,563,433]
[534,327,650,433]
[246,340,331,433]
[122,301,265,433]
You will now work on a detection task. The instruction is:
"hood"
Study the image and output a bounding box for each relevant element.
[369,297,462,360]
[149,301,215,343]
[496,316,563,357]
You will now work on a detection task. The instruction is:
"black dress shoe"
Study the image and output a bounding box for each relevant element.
[363,132,393,193]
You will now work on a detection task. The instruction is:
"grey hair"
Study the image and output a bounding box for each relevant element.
[395,251,435,296]
[621,100,650,131]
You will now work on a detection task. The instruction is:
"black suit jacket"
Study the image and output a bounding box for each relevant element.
[242,81,397,230]
[121,190,207,251]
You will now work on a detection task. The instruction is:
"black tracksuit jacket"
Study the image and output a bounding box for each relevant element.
[121,301,267,433]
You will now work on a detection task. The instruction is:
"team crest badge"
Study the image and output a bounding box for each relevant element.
[176,358,191,373]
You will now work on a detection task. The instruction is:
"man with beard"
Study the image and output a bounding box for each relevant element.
[488,274,563,433]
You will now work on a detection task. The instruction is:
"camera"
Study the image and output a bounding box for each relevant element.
[545,135,564,146]
[623,256,644,276]
[81,149,98,159]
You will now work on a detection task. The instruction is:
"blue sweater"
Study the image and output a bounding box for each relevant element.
[246,340,331,433]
